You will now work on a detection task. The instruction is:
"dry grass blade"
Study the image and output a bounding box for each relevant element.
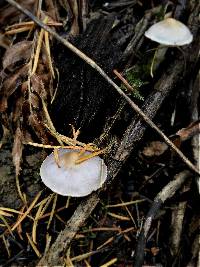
[32,196,50,244]
[47,193,57,229]
[71,251,98,262]
[16,174,25,203]
[41,98,63,145]
[97,236,114,250]
[26,233,42,258]
[100,258,118,267]
[31,16,48,75]
[39,206,66,220]
[53,148,60,167]
[1,235,11,257]
[121,199,137,227]
[44,30,55,78]
[84,259,92,267]
[106,199,145,208]
[44,123,97,150]
[0,207,23,214]
[51,68,59,103]
[38,193,55,218]
[5,20,62,31]
[11,191,42,231]
[75,149,106,164]
[65,196,70,208]
[64,257,74,267]
[0,209,14,217]
[25,141,85,150]
[5,25,33,35]
[17,206,25,240]
[81,227,120,233]
[64,248,74,267]
[55,214,67,224]
[0,214,14,237]
[6,21,35,29]
[107,212,130,221]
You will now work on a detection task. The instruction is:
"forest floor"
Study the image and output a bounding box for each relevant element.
[0,1,199,267]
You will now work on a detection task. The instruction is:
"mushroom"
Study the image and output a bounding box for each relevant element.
[145,18,193,46]
[40,149,107,197]
[144,17,193,77]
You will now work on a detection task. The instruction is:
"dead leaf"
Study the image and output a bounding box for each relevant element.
[12,96,24,123]
[29,114,49,144]
[176,121,200,142]
[30,93,40,109]
[0,33,11,49]
[0,64,29,112]
[150,247,160,256]
[31,74,47,100]
[68,0,79,36]
[142,141,168,157]
[12,127,23,176]
[0,0,35,25]
[42,2,58,21]
[3,40,32,70]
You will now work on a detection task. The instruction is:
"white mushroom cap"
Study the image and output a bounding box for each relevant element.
[40,149,107,197]
[145,18,193,46]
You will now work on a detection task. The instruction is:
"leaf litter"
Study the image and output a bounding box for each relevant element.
[0,1,199,266]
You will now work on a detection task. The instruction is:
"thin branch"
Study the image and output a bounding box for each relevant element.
[6,0,200,176]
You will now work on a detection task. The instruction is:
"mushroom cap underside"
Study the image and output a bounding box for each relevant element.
[145,18,193,46]
[40,149,107,197]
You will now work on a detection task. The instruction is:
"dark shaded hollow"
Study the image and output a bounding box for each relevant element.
[51,15,123,141]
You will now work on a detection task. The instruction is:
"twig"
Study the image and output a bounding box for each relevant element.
[134,170,193,267]
[169,180,191,256]
[5,0,200,176]
[113,69,141,96]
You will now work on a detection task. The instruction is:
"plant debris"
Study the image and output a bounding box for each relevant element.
[0,1,199,267]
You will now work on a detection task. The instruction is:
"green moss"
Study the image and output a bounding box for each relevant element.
[121,66,149,101]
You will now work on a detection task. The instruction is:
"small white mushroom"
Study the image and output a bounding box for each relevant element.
[40,149,107,197]
[145,18,193,46]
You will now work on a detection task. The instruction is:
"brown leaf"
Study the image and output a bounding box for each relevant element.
[31,74,47,100]
[30,92,40,109]
[0,0,35,25]
[176,121,200,142]
[68,0,79,36]
[142,141,168,157]
[12,127,23,176]
[0,33,11,49]
[42,2,58,21]
[0,64,29,112]
[29,114,49,144]
[12,96,24,123]
[150,247,160,256]
[3,40,32,70]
